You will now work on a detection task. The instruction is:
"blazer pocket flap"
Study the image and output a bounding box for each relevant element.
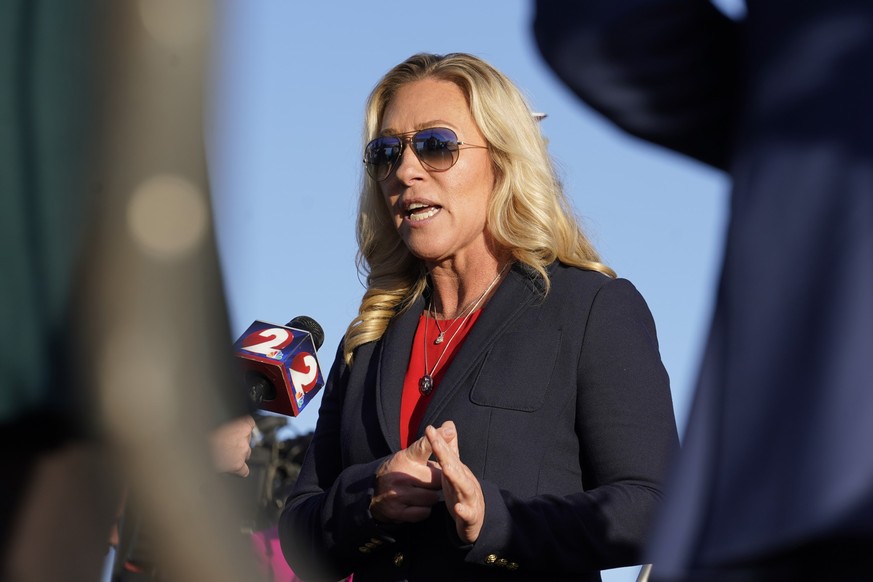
[469,329,561,412]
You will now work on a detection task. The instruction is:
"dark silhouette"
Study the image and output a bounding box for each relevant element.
[534,1,873,580]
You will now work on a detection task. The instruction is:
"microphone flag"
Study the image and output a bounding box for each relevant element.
[233,320,325,416]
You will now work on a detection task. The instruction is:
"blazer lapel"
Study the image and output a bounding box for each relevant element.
[376,294,426,451]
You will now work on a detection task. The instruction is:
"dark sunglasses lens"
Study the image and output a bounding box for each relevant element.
[412,128,459,171]
[365,137,401,180]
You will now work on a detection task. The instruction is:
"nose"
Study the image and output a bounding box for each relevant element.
[392,139,426,182]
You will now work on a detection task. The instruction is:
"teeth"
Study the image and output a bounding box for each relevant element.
[404,201,440,221]
[408,207,439,221]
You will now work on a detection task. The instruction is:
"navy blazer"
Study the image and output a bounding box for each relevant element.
[280,263,679,581]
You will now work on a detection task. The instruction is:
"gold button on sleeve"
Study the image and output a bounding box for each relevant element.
[393,552,405,567]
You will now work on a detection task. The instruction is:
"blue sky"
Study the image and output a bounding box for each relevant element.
[208,3,739,578]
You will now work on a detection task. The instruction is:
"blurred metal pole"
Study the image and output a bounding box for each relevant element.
[637,563,653,582]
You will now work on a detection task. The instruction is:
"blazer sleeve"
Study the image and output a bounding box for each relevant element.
[465,278,680,573]
[278,342,389,582]
[533,0,741,170]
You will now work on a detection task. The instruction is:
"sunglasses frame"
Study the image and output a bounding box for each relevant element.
[363,127,487,182]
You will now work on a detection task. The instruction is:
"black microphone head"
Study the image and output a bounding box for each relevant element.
[287,315,325,350]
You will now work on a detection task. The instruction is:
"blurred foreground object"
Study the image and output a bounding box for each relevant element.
[1,2,115,579]
[85,1,257,580]
[535,1,873,580]
[2,1,258,580]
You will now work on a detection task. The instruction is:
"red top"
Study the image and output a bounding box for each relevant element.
[399,309,483,448]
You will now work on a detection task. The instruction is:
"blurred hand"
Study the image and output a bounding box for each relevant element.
[426,421,484,543]
[209,415,256,477]
[370,423,456,524]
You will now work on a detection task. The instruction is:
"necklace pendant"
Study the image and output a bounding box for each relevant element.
[434,332,445,345]
[418,374,434,396]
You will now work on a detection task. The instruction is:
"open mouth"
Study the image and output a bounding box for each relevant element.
[405,202,441,222]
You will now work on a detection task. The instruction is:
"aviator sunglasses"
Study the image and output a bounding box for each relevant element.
[363,127,487,182]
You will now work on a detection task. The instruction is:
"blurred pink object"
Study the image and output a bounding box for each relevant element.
[251,526,353,582]
[250,526,302,582]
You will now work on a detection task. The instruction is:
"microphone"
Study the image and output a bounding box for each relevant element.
[233,316,326,417]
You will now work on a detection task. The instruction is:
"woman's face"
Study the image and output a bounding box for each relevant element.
[378,78,495,269]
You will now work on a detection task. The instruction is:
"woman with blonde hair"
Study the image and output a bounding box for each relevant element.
[280,52,678,581]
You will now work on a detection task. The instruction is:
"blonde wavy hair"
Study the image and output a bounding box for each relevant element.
[343,52,614,364]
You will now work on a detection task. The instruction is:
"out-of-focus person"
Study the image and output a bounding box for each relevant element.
[534,1,873,580]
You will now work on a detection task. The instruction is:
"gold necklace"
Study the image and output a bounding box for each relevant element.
[419,264,509,395]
